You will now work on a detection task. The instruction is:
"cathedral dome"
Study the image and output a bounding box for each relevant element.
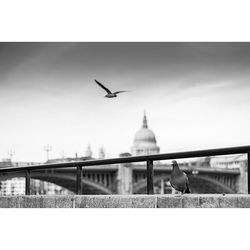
[134,127,157,145]
[131,112,160,156]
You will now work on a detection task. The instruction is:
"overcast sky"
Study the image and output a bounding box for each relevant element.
[0,42,250,162]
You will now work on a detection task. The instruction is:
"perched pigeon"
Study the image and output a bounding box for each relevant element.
[95,79,129,98]
[170,160,191,194]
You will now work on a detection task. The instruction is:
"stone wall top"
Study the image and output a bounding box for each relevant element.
[0,194,249,208]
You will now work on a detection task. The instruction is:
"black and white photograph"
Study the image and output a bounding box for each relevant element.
[0,42,250,208]
[1,1,250,250]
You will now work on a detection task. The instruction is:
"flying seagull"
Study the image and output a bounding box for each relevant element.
[95,79,129,98]
[170,160,191,194]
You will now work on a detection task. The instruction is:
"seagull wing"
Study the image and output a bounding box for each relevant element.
[113,90,130,95]
[95,80,112,94]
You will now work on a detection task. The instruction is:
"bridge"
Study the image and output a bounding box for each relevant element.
[0,163,244,194]
[0,145,249,195]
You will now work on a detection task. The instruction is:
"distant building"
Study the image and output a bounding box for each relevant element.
[0,178,25,195]
[210,154,247,169]
[47,156,92,164]
[0,158,12,168]
[85,144,93,158]
[119,152,132,157]
[98,147,106,159]
[131,112,160,156]
[0,160,41,169]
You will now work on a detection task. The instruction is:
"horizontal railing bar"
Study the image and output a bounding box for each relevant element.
[0,145,249,173]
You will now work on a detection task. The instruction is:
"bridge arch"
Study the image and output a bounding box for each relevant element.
[189,175,235,194]
[133,174,169,193]
[0,172,113,195]
[34,175,112,194]
[133,174,236,194]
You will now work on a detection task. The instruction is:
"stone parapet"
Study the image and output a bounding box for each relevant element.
[1,194,250,208]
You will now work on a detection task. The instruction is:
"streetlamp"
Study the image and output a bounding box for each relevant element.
[192,169,199,175]
[7,149,15,162]
[43,144,52,162]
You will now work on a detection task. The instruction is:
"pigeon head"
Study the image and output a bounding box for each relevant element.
[171,160,178,165]
[171,160,179,169]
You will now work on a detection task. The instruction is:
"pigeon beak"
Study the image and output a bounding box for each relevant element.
[171,160,177,165]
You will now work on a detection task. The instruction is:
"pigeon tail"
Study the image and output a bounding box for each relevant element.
[185,186,191,194]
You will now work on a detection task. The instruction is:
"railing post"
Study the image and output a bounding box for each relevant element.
[248,152,250,194]
[147,160,154,194]
[25,169,31,195]
[76,166,83,195]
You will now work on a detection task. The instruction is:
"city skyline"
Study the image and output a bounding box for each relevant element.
[0,42,250,161]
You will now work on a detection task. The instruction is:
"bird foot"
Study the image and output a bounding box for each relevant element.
[174,193,183,197]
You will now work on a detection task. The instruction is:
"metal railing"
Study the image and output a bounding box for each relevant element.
[0,145,250,195]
